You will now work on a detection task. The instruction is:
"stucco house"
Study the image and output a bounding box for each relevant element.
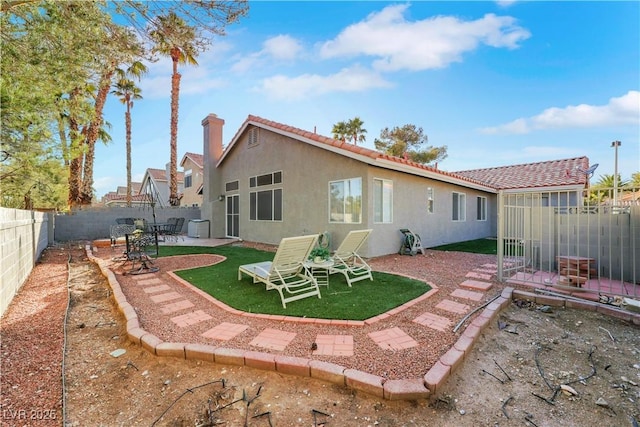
[200,113,588,258]
[140,166,184,207]
[179,152,204,207]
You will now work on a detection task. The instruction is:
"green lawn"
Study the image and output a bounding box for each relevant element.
[430,238,498,254]
[159,245,430,320]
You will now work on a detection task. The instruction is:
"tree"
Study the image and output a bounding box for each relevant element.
[592,174,630,189]
[1,1,108,209]
[374,124,447,165]
[149,12,200,206]
[332,117,367,145]
[1,1,249,210]
[627,171,640,188]
[346,117,367,145]
[331,121,349,142]
[111,63,147,206]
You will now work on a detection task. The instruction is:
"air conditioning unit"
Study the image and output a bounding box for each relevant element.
[188,219,209,238]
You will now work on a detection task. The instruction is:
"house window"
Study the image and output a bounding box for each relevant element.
[426,187,434,214]
[248,127,259,147]
[184,173,192,188]
[373,178,393,223]
[250,171,282,188]
[477,196,487,221]
[250,189,282,221]
[330,177,362,223]
[452,192,466,221]
[226,180,239,192]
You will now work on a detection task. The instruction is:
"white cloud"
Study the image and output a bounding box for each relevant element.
[257,65,393,101]
[139,42,233,99]
[231,34,303,72]
[479,91,640,134]
[263,34,303,60]
[319,4,530,72]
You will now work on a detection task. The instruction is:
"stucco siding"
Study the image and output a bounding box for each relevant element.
[209,126,496,258]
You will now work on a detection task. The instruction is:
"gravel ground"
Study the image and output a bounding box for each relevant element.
[98,242,503,380]
[0,242,500,425]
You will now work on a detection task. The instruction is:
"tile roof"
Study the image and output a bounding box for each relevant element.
[224,115,494,191]
[181,152,204,168]
[221,114,588,192]
[454,157,589,190]
[146,168,184,182]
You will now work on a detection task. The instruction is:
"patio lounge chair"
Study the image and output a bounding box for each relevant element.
[329,229,373,287]
[237,234,321,308]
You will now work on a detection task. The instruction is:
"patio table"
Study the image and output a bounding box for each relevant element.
[303,259,334,287]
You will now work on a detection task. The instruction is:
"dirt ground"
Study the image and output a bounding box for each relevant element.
[59,250,640,427]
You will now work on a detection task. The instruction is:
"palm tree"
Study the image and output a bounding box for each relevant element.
[149,12,200,206]
[331,121,349,142]
[112,78,143,206]
[346,117,367,145]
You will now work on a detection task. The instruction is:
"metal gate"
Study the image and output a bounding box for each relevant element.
[497,187,639,299]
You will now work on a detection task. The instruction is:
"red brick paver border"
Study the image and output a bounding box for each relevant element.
[249,328,296,351]
[368,327,418,350]
[202,322,249,341]
[313,334,354,356]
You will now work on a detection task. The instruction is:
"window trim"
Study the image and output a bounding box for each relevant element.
[477,196,487,221]
[249,188,283,222]
[373,178,393,224]
[329,177,363,224]
[452,191,466,222]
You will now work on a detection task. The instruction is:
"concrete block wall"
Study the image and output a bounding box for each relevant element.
[54,206,202,241]
[0,207,50,317]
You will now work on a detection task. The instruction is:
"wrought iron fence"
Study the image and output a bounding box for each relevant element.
[497,186,639,300]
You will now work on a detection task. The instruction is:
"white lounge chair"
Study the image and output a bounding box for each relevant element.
[329,229,373,287]
[238,234,321,308]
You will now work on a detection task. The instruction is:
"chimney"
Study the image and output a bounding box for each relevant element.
[202,113,225,164]
[201,114,225,209]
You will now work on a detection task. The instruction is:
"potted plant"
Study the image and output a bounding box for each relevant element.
[309,247,330,263]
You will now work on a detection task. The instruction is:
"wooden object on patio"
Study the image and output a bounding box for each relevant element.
[556,256,596,287]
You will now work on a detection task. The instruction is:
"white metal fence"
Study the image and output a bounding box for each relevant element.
[497,187,639,299]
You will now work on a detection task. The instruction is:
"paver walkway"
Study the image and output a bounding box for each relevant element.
[128,258,500,359]
[89,239,536,400]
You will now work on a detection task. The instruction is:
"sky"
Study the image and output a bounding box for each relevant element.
[96,0,640,198]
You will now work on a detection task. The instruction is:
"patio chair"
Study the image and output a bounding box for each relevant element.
[238,234,321,308]
[329,229,374,287]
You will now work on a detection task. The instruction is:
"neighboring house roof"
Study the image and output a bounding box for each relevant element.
[454,157,589,190]
[221,115,497,193]
[180,152,204,169]
[102,193,152,205]
[115,182,142,196]
[219,115,589,193]
[143,168,184,184]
